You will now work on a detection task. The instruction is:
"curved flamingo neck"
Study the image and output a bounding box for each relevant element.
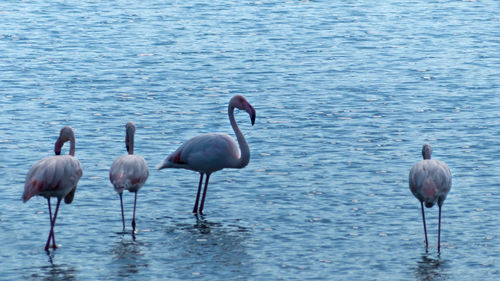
[55,127,76,156]
[126,129,134,155]
[228,103,250,169]
[69,135,76,156]
[422,144,432,160]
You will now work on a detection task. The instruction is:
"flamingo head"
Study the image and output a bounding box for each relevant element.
[421,143,432,160]
[232,95,256,125]
[125,122,136,154]
[55,126,75,155]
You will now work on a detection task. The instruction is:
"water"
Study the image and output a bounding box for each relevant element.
[0,0,498,280]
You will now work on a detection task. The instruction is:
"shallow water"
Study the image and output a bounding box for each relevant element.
[0,0,499,280]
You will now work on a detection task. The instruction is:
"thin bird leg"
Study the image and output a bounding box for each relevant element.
[119,193,125,232]
[438,205,442,253]
[45,198,62,251]
[132,192,138,233]
[193,173,204,214]
[420,201,429,251]
[199,174,211,215]
[46,198,56,249]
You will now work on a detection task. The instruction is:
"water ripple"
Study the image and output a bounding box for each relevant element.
[1,0,499,280]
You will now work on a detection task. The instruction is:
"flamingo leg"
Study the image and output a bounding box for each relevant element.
[438,205,442,253]
[46,198,56,249]
[193,173,204,214]
[45,198,61,251]
[199,173,211,215]
[420,201,429,251]
[132,191,138,233]
[119,192,125,232]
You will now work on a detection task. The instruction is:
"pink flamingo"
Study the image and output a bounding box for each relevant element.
[409,144,452,253]
[157,95,256,215]
[110,122,149,233]
[22,126,83,251]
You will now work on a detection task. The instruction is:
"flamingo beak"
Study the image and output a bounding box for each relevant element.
[247,104,256,126]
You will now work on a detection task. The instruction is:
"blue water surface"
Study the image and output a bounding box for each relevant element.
[0,0,498,280]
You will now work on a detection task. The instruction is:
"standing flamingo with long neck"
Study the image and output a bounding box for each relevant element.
[23,126,83,251]
[409,144,452,253]
[157,95,256,215]
[110,122,149,233]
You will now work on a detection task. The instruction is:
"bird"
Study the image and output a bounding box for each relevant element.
[109,122,149,233]
[157,94,256,215]
[409,144,452,253]
[22,126,83,251]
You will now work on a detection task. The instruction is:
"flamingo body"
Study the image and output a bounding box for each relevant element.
[409,144,451,253]
[409,159,451,208]
[157,95,255,214]
[23,155,82,203]
[110,155,148,193]
[22,126,82,251]
[110,122,148,233]
[159,133,241,174]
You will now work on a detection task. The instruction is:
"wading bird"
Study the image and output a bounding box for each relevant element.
[110,122,149,233]
[23,126,82,251]
[157,95,256,215]
[409,144,452,253]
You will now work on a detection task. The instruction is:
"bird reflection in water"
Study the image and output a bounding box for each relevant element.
[110,238,149,278]
[193,214,223,235]
[164,215,253,279]
[27,253,77,280]
[414,254,448,281]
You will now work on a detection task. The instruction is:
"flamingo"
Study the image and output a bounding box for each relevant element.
[409,144,452,253]
[157,95,256,215]
[22,126,83,251]
[109,122,149,233]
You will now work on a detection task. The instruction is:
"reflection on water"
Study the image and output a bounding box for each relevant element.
[1,0,498,279]
[109,237,149,278]
[192,215,222,235]
[167,216,253,279]
[27,253,77,281]
[414,254,448,281]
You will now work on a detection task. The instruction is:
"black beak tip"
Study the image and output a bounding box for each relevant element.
[55,150,61,155]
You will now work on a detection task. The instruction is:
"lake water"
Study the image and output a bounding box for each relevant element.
[0,0,498,280]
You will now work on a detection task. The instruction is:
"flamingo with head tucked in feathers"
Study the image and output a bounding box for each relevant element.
[110,122,149,233]
[157,95,256,215]
[409,144,452,253]
[22,126,82,251]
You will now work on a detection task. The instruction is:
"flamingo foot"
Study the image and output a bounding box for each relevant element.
[44,243,59,252]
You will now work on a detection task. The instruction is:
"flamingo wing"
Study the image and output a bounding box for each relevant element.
[158,133,239,173]
[110,155,149,192]
[23,155,82,203]
[432,160,452,204]
[409,160,451,206]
